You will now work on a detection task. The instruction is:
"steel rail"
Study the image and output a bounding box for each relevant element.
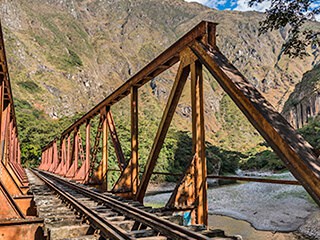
[31,169,134,240]
[35,169,209,240]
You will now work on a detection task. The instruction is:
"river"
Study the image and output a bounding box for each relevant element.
[144,172,320,239]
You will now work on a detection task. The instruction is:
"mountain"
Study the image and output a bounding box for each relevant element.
[1,0,319,155]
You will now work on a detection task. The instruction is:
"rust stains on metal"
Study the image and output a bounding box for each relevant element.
[190,40,320,206]
[39,20,320,227]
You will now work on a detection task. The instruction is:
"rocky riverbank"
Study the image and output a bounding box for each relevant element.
[144,172,320,239]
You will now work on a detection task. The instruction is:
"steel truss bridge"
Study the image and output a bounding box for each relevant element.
[1,21,320,239]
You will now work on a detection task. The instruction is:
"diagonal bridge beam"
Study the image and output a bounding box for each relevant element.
[135,55,191,203]
[190,40,320,206]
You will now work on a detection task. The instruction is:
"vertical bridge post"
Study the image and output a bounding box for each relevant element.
[165,59,208,225]
[85,120,91,182]
[131,86,139,196]
[102,109,108,190]
[191,61,207,225]
[66,134,71,175]
[98,108,108,190]
[111,86,139,197]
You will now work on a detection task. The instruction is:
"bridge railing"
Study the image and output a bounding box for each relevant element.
[40,20,320,226]
[0,21,44,238]
[0,21,28,193]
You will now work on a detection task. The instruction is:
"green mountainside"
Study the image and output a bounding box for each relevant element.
[1,0,319,177]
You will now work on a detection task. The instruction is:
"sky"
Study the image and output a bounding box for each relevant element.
[185,0,320,21]
[184,0,271,11]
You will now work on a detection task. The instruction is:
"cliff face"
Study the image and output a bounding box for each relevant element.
[1,0,319,150]
[282,64,320,129]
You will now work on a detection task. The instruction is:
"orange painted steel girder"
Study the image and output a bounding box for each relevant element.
[0,20,44,239]
[40,20,320,227]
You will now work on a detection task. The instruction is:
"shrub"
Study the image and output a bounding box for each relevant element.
[17,81,40,92]
[298,117,320,149]
[240,149,285,171]
[67,49,83,67]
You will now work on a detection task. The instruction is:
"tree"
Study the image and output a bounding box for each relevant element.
[249,0,320,58]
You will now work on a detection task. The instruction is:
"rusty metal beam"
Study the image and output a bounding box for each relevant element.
[103,112,108,189]
[66,129,78,178]
[60,22,217,138]
[135,57,191,203]
[106,111,126,171]
[0,180,24,219]
[0,101,8,162]
[166,155,195,209]
[54,138,65,175]
[48,140,58,172]
[165,61,207,225]
[0,218,44,240]
[85,121,90,181]
[191,40,320,206]
[191,61,207,225]
[111,87,139,197]
[0,21,18,131]
[131,86,139,195]
[97,111,108,190]
[89,114,104,178]
[0,160,23,195]
[74,120,91,182]
[59,137,67,175]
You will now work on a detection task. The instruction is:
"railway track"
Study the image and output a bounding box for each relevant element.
[28,169,239,240]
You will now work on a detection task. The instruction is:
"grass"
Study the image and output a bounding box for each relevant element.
[67,48,83,67]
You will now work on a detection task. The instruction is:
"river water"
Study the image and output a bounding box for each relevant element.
[144,172,319,239]
[208,215,301,239]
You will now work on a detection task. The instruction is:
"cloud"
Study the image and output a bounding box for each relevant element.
[234,0,271,11]
[184,0,320,21]
[185,0,232,10]
[184,0,271,11]
[235,1,320,22]
[205,0,226,9]
[184,0,208,4]
[230,0,237,8]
